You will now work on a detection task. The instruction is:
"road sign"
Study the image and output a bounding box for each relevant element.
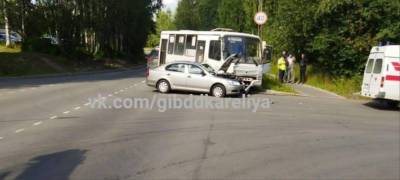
[254,12,268,25]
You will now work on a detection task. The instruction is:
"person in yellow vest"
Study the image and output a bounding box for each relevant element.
[278,52,287,83]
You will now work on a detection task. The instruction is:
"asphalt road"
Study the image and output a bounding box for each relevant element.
[0,68,399,180]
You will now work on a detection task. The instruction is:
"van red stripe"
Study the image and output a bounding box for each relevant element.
[386,75,400,81]
[392,62,400,71]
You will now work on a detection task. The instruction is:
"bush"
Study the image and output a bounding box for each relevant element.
[22,38,60,55]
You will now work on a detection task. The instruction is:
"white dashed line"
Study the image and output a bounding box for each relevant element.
[33,121,43,126]
[142,80,146,83]
[50,116,58,120]
[114,92,119,95]
[0,137,3,140]
[119,90,124,92]
[63,111,70,114]
[20,89,26,92]
[84,102,91,106]
[31,87,37,90]
[15,129,25,133]
[108,94,113,97]
[74,106,81,110]
[8,91,15,94]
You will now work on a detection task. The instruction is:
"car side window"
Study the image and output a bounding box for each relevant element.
[166,64,185,73]
[189,65,204,75]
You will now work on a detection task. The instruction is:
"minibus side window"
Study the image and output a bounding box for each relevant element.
[373,59,383,74]
[174,35,186,55]
[209,40,221,61]
[168,35,175,54]
[366,59,374,73]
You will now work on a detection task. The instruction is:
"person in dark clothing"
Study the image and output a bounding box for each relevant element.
[299,53,308,84]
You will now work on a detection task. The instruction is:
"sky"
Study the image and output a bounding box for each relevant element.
[163,0,179,12]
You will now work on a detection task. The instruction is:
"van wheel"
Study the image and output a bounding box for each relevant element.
[157,80,170,93]
[386,100,399,108]
[211,84,226,98]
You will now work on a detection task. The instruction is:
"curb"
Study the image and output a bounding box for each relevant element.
[302,84,346,99]
[0,64,146,81]
[260,90,301,97]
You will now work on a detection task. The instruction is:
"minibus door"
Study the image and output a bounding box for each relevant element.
[160,39,168,65]
[196,41,206,63]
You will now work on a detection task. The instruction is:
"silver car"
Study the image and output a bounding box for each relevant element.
[146,61,243,97]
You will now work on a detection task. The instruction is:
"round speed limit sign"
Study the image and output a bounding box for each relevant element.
[254,12,268,25]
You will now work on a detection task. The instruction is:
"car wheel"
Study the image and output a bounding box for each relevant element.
[211,84,226,98]
[157,80,170,93]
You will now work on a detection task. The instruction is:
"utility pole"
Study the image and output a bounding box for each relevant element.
[2,0,11,47]
[259,0,263,40]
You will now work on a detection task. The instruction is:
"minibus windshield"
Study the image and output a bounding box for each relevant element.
[223,36,261,64]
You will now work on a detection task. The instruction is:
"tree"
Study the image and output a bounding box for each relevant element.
[175,0,199,30]
[217,0,246,32]
[197,0,220,30]
[147,10,176,47]
[2,0,11,47]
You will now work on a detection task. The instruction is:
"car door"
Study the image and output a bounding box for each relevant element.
[370,54,384,97]
[164,63,187,89]
[186,64,212,92]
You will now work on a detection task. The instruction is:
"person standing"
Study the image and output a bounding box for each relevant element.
[299,53,308,84]
[283,51,289,83]
[286,54,296,83]
[278,52,287,83]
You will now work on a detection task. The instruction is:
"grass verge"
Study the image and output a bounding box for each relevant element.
[268,60,362,98]
[0,44,144,77]
[262,74,297,93]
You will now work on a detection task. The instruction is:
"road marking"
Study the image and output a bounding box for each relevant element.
[8,91,15,94]
[20,89,26,92]
[33,121,43,126]
[63,111,70,114]
[134,84,138,86]
[74,106,81,110]
[15,129,25,133]
[142,80,146,83]
[50,116,58,120]
[108,94,113,97]
[84,102,91,106]
[0,137,3,140]
[49,85,55,87]
[120,90,124,92]
[31,87,37,90]
[114,92,119,95]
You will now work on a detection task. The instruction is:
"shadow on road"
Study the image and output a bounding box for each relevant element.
[8,149,88,180]
[363,101,400,111]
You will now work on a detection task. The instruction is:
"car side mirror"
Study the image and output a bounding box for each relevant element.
[201,71,207,76]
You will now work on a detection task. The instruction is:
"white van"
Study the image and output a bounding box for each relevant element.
[361,45,400,105]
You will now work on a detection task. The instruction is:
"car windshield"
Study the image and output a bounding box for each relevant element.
[223,36,261,64]
[200,64,216,74]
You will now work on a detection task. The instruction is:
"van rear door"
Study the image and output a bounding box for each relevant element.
[370,54,384,98]
[362,58,375,96]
